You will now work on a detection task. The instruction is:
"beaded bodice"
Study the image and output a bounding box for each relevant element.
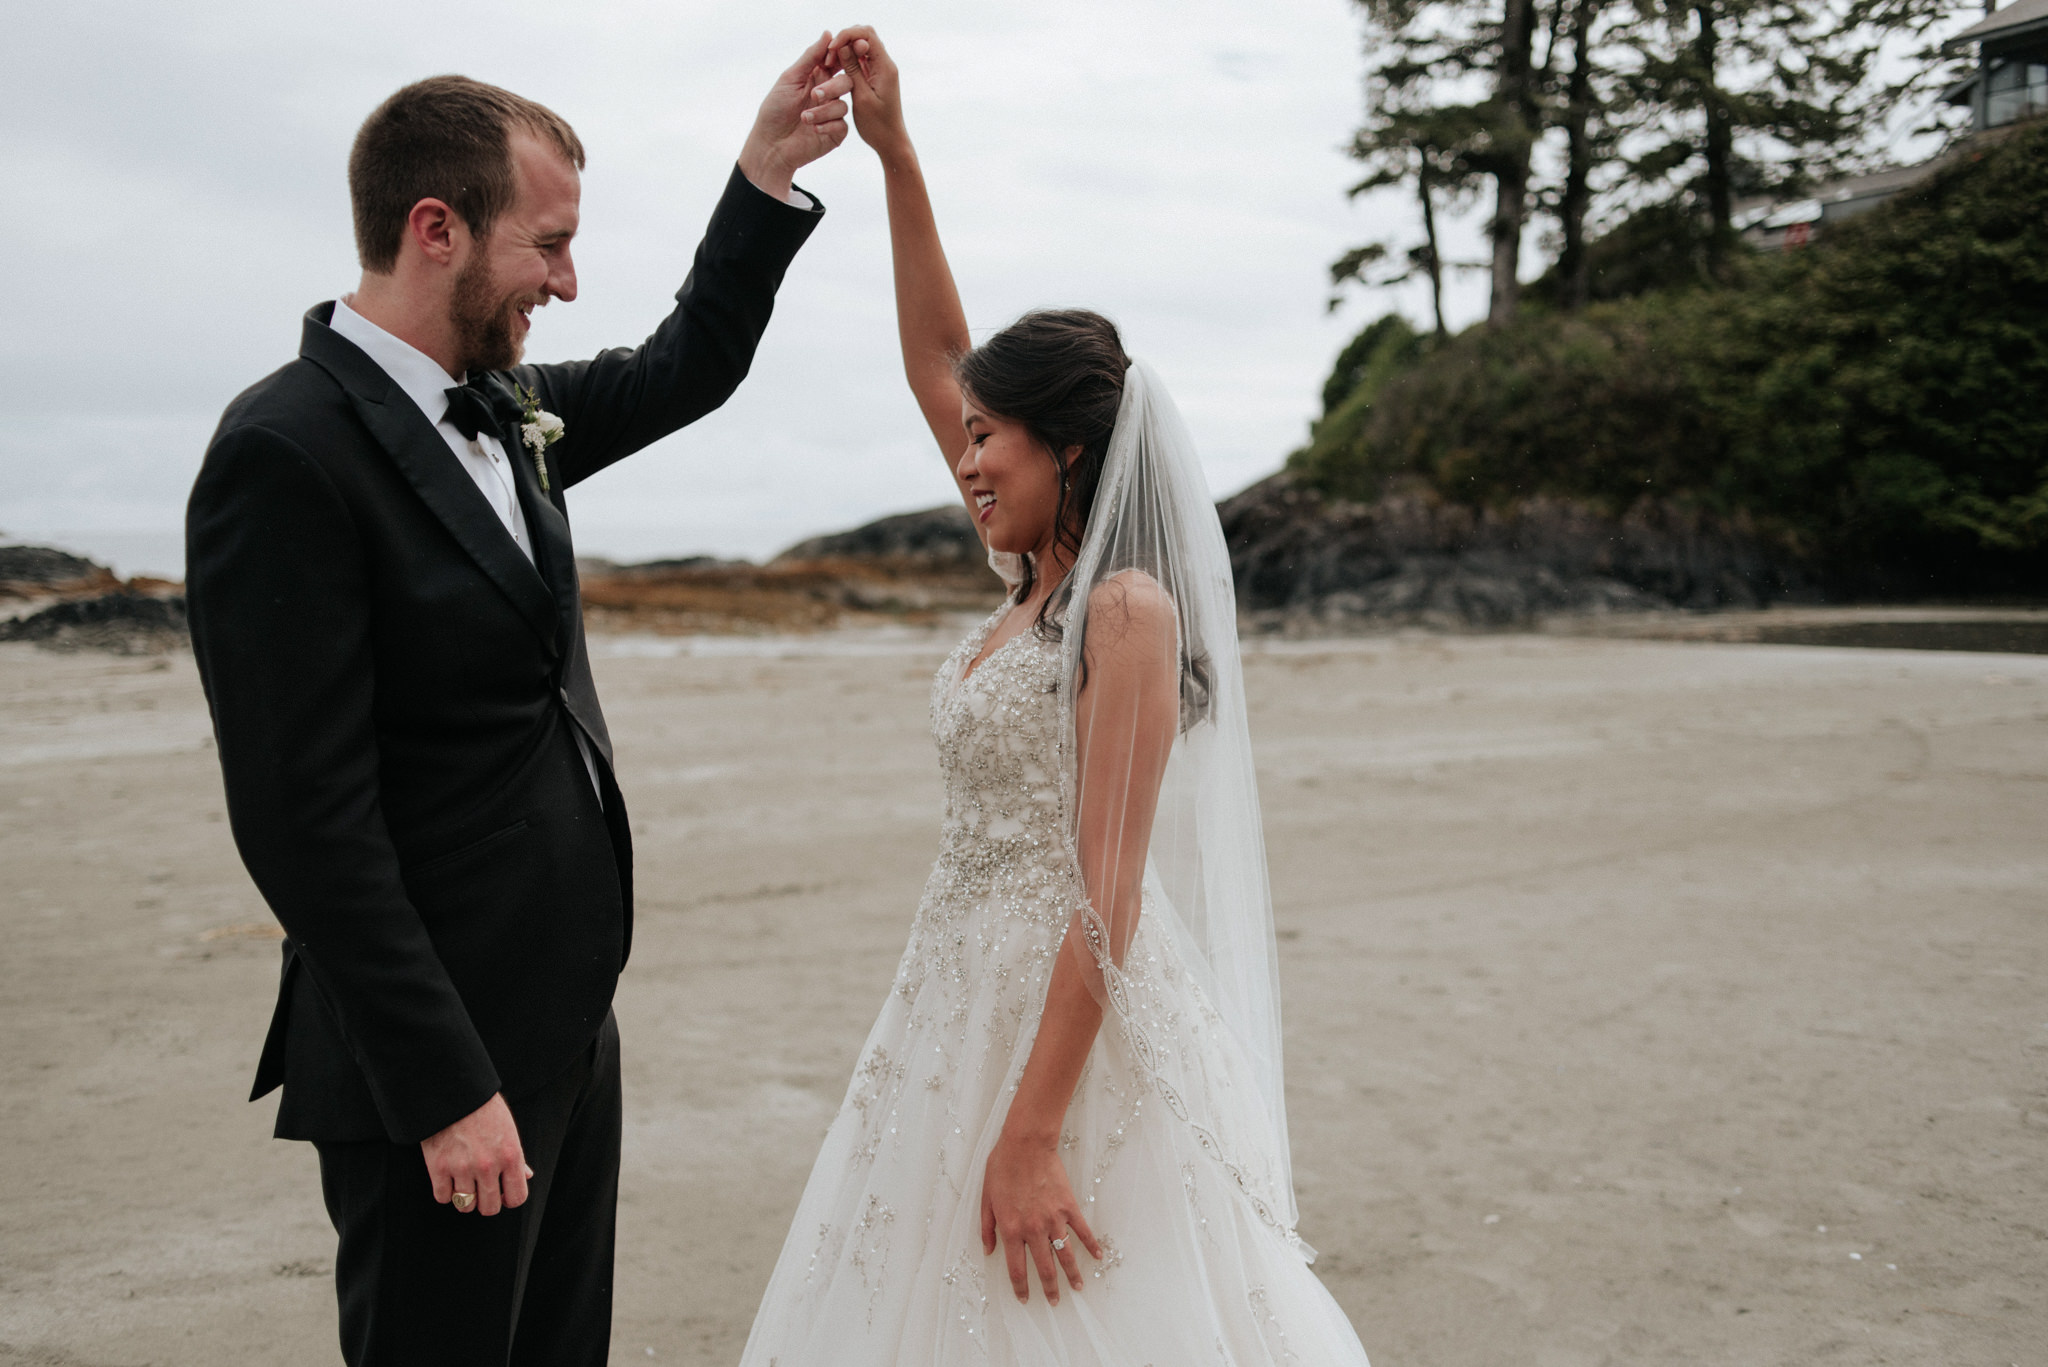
[884,611,1087,1027]
[931,614,1073,898]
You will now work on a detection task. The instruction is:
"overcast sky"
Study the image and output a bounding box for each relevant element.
[1,0,1509,577]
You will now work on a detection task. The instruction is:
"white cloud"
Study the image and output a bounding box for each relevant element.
[0,0,1466,576]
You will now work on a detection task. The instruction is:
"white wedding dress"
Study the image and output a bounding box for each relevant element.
[734,597,1373,1365]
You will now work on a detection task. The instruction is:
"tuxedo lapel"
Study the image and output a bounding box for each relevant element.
[488,375,582,655]
[299,306,560,656]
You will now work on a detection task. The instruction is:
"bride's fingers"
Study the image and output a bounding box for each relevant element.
[836,46,867,92]
[1052,1228,1083,1291]
[1003,1230,1030,1302]
[828,23,878,55]
[981,1191,998,1256]
[1067,1208,1105,1262]
[1029,1234,1062,1306]
[831,30,886,75]
[842,38,878,87]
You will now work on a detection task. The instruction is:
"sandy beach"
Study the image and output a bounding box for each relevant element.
[2,626,2043,1366]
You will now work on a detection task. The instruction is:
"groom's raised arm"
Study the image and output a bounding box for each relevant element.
[505,32,852,489]
[507,165,823,490]
[187,427,500,1145]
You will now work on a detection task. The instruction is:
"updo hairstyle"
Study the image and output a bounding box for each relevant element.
[952,309,1131,633]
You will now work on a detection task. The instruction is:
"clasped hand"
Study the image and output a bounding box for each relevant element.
[734,27,917,202]
[737,32,858,202]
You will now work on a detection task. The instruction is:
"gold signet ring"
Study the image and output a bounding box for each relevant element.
[452,1192,477,1212]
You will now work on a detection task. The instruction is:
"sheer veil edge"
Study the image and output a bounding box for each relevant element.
[1053,359,1307,1255]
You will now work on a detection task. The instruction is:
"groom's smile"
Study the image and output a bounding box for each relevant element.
[453,132,581,373]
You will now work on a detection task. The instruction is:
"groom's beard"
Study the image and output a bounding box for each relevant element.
[450,249,525,374]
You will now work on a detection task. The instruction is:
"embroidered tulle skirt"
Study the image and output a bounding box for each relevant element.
[733,881,1372,1366]
[733,619,1371,1366]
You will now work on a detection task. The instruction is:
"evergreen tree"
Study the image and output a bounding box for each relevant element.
[1335,0,1960,321]
[1550,0,1617,308]
[1344,0,1552,329]
[1609,0,1885,277]
[1333,104,1486,336]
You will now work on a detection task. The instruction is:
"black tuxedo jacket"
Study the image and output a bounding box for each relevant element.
[187,167,820,1145]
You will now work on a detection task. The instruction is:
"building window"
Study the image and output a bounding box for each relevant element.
[1986,59,2048,128]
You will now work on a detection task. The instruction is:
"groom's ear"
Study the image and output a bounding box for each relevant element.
[402,197,467,270]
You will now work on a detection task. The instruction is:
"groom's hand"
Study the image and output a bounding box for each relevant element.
[422,1092,533,1218]
[738,31,853,202]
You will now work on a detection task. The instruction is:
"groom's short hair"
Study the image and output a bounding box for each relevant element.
[349,75,586,273]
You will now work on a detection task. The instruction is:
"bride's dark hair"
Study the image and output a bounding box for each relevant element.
[953,309,1130,638]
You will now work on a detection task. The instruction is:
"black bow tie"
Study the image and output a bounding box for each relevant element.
[442,382,520,442]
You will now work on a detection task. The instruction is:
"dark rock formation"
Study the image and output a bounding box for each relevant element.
[578,554,751,579]
[576,511,999,633]
[0,591,189,653]
[0,545,120,598]
[1220,474,1812,630]
[774,505,980,564]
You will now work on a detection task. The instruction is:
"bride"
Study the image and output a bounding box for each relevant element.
[738,28,1373,1366]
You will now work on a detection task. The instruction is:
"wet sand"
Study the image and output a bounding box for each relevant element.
[2,627,2043,1366]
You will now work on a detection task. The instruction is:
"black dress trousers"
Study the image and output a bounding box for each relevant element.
[315,1013,622,1367]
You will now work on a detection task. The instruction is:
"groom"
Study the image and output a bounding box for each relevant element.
[186,38,851,1366]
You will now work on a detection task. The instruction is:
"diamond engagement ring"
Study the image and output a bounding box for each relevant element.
[452,1192,477,1212]
[1050,1237,1067,1251]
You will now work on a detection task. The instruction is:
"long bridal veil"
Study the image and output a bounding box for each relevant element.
[1050,360,1306,1253]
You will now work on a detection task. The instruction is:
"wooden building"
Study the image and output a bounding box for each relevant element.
[1739,1,2046,249]
[1943,0,2048,130]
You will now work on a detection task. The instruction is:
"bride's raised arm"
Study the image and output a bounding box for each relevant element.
[834,29,978,520]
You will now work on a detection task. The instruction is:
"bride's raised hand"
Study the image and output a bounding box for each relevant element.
[827,27,908,159]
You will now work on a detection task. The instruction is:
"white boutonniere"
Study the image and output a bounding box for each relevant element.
[514,384,565,492]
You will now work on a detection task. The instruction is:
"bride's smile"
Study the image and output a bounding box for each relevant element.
[957,402,1068,557]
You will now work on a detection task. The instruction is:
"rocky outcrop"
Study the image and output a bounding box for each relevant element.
[0,591,189,653]
[757,484,1812,632]
[0,545,120,599]
[774,505,981,565]
[1220,474,1812,631]
[576,508,1000,634]
[0,545,189,652]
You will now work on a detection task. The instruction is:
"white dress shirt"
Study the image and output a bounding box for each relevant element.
[329,297,602,802]
[330,298,534,561]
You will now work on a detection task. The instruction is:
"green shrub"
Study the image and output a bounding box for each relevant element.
[1296,121,2048,579]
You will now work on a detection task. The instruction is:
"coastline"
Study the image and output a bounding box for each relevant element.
[2,627,2043,1362]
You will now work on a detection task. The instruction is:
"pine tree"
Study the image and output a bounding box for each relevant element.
[1333,104,1487,336]
[1609,1,1892,277]
[1551,0,1616,309]
[1335,0,1954,325]
[1343,0,1574,329]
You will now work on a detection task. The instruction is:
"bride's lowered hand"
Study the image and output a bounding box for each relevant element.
[981,1119,1103,1306]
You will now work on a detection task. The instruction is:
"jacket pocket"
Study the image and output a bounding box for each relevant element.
[407,818,530,879]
